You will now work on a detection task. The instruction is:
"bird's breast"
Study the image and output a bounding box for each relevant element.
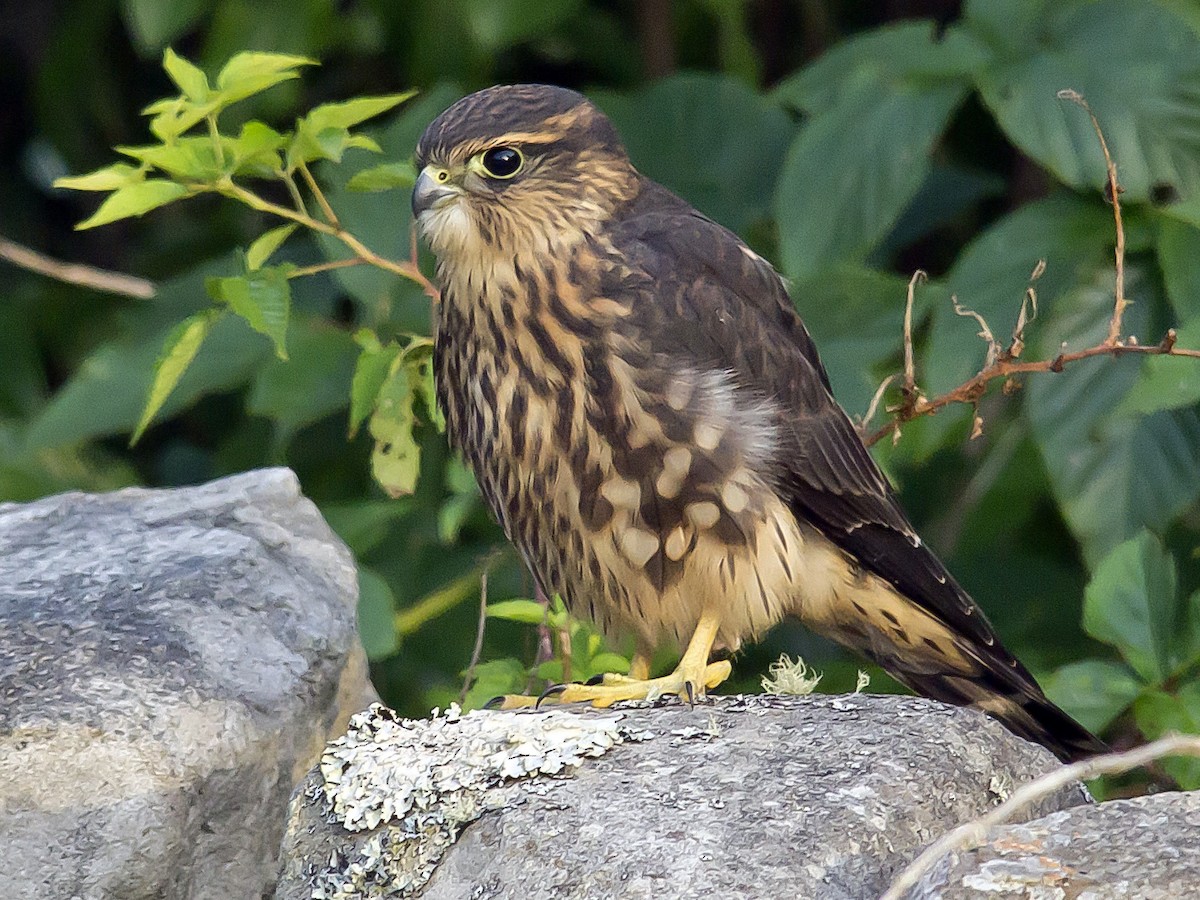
[432,248,806,649]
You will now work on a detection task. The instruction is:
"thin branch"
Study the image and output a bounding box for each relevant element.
[459,566,491,705]
[865,331,1200,446]
[286,257,364,279]
[0,235,155,299]
[880,733,1200,900]
[280,171,309,217]
[902,271,925,400]
[218,180,439,299]
[862,92,1200,447]
[1057,89,1126,345]
[298,161,340,227]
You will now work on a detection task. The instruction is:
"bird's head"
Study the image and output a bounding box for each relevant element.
[412,85,639,261]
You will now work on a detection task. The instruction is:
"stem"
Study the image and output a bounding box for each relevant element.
[0,235,155,299]
[280,171,309,216]
[299,161,340,226]
[206,115,225,169]
[394,570,480,636]
[218,179,438,294]
[286,257,363,279]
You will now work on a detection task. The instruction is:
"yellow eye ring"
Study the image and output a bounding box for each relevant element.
[480,146,523,179]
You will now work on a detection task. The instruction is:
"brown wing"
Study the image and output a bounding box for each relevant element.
[606,179,1105,761]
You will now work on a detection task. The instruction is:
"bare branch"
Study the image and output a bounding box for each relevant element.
[459,566,491,705]
[864,93,1200,447]
[0,235,155,300]
[1058,89,1126,345]
[881,734,1200,900]
[902,271,926,400]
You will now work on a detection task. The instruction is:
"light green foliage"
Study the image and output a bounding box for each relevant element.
[6,2,1200,771]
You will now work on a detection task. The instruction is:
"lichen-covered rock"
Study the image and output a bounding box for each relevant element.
[905,789,1200,899]
[0,469,370,900]
[276,694,1090,900]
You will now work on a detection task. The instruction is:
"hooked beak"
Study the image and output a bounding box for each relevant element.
[412,166,458,217]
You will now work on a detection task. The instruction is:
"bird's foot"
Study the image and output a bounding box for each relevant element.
[490,658,732,710]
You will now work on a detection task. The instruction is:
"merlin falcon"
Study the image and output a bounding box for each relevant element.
[412,84,1105,763]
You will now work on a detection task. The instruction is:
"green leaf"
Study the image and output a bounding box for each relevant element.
[348,330,401,437]
[1117,320,1200,415]
[288,92,415,169]
[774,77,966,279]
[206,265,292,359]
[215,51,316,105]
[228,121,288,177]
[1082,531,1178,685]
[246,322,356,439]
[486,599,548,624]
[587,652,631,676]
[131,309,218,444]
[405,339,444,431]
[357,567,400,660]
[121,0,209,53]
[595,73,793,235]
[774,20,989,115]
[346,161,417,192]
[162,47,209,102]
[1043,659,1142,734]
[246,224,298,271]
[119,137,228,181]
[462,658,529,711]
[969,0,1200,202]
[144,96,216,142]
[320,500,413,557]
[1027,267,1200,565]
[461,0,583,48]
[76,180,190,229]
[1156,214,1200,321]
[1133,685,1200,787]
[369,360,420,497]
[54,163,145,192]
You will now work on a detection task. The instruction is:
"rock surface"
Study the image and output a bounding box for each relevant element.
[0,468,369,900]
[276,694,1089,900]
[906,789,1200,899]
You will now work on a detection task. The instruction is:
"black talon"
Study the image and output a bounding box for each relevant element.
[484,695,508,710]
[585,673,605,686]
[684,681,696,706]
[536,683,569,708]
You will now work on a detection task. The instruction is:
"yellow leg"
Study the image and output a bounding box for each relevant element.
[493,608,731,710]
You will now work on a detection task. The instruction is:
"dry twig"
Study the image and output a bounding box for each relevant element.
[0,235,156,300]
[459,565,491,705]
[861,93,1200,448]
[880,733,1200,900]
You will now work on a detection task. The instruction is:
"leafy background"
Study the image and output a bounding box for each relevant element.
[4,0,1200,786]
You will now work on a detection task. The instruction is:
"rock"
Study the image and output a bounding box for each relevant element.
[905,789,1200,899]
[0,468,370,900]
[276,694,1090,900]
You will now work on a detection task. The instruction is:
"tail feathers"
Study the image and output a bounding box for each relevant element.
[895,669,1108,764]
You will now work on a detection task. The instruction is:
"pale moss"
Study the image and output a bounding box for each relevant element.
[761,654,823,696]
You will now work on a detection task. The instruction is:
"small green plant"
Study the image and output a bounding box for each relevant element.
[1046,530,1200,788]
[462,595,631,710]
[56,49,437,496]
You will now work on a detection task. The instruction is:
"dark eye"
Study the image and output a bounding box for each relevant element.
[481,147,523,179]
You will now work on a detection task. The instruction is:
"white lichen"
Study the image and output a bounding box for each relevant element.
[310,702,636,898]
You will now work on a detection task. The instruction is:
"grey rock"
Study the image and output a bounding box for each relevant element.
[906,789,1200,899]
[276,694,1090,900]
[0,468,370,900]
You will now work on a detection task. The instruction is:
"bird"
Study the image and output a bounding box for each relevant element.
[411,83,1107,763]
